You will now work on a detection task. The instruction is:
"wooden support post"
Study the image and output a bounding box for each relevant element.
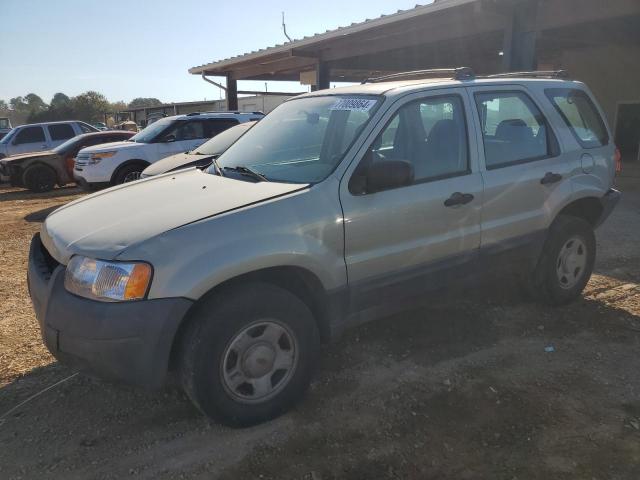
[502,0,539,71]
[226,75,238,111]
[312,62,330,91]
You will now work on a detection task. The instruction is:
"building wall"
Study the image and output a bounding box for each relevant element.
[559,44,640,128]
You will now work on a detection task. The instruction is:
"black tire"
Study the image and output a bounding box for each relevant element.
[23,164,56,193]
[179,282,320,427]
[528,215,596,305]
[113,163,145,185]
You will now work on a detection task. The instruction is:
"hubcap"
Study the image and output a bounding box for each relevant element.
[556,236,588,289]
[123,171,141,183]
[221,321,298,404]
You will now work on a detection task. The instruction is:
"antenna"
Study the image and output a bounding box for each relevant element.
[282,12,292,42]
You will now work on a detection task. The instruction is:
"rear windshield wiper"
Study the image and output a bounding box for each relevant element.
[223,165,269,182]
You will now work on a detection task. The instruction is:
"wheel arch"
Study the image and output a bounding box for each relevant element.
[554,196,603,227]
[168,266,341,371]
[110,159,150,184]
[22,162,59,186]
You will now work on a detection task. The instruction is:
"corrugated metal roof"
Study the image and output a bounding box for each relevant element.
[189,0,480,75]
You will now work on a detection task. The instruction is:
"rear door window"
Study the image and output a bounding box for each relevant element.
[48,123,75,141]
[204,119,240,137]
[545,88,608,148]
[14,126,45,144]
[475,91,555,169]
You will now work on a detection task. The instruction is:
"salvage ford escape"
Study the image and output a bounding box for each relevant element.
[28,69,620,426]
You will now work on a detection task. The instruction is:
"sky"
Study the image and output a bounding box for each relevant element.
[0,0,425,105]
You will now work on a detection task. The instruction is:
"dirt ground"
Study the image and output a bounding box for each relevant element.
[0,179,639,479]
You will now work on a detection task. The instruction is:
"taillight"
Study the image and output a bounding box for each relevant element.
[614,146,622,174]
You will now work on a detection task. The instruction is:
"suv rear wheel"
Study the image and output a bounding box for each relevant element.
[528,215,596,305]
[23,164,56,192]
[179,282,320,426]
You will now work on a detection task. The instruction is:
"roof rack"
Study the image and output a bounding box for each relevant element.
[362,67,475,84]
[481,70,569,79]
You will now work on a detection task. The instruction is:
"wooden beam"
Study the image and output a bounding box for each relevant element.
[226,75,238,111]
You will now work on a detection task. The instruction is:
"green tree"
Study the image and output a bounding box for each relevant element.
[71,91,110,123]
[24,93,47,112]
[128,97,162,109]
[50,92,71,109]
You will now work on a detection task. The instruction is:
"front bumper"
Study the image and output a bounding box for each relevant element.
[28,234,193,388]
[595,188,621,228]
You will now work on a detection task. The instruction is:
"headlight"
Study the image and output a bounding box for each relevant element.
[64,255,152,302]
[89,151,117,164]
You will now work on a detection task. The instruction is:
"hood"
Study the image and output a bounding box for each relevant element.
[80,140,140,154]
[1,150,57,164]
[141,152,200,177]
[41,169,308,263]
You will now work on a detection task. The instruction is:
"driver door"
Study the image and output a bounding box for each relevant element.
[340,89,484,310]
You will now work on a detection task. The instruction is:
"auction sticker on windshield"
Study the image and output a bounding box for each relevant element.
[330,98,377,112]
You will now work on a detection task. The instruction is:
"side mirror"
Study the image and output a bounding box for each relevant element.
[164,134,176,143]
[365,159,414,193]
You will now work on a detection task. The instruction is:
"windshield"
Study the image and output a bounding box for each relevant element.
[129,118,173,143]
[0,128,16,144]
[211,95,381,183]
[0,119,9,129]
[194,122,255,156]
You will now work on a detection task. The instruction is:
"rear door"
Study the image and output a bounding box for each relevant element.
[340,88,483,310]
[467,85,573,262]
[9,126,48,155]
[47,123,76,148]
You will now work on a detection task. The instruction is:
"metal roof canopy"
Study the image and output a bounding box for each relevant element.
[190,0,640,107]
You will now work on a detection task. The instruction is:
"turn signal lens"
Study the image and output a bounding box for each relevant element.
[124,263,153,300]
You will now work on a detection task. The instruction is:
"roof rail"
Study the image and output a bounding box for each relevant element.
[481,70,569,79]
[362,67,475,84]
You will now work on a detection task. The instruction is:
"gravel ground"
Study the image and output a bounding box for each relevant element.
[0,179,639,479]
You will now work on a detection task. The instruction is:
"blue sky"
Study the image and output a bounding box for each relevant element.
[0,0,425,104]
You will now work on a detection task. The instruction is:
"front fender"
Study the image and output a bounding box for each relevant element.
[119,180,347,300]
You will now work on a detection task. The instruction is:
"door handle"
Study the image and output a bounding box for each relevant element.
[540,172,562,185]
[444,192,474,207]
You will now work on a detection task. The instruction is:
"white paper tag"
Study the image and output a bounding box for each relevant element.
[329,98,377,112]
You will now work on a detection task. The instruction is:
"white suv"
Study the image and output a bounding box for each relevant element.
[0,120,97,159]
[74,112,263,188]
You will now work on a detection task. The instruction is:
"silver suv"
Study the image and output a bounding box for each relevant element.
[28,69,620,426]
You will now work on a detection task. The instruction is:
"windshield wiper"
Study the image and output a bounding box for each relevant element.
[223,165,269,182]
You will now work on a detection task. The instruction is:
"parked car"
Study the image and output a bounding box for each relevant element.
[28,70,620,426]
[0,120,98,159]
[113,121,138,132]
[140,120,257,178]
[0,130,134,192]
[93,122,108,131]
[0,117,12,140]
[74,111,263,189]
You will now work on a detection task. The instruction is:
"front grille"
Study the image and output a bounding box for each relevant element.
[75,153,91,167]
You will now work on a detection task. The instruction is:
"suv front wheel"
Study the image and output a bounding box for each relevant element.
[179,282,320,426]
[528,215,596,305]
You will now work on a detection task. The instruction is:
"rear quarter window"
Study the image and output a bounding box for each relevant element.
[545,88,609,148]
